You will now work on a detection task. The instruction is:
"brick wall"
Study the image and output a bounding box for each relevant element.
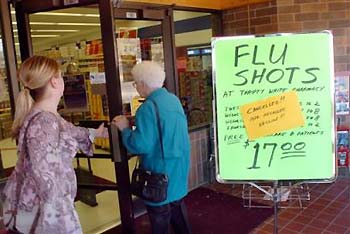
[223,1,278,35]
[222,0,350,72]
[188,127,211,190]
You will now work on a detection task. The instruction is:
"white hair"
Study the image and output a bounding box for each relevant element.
[131,61,165,88]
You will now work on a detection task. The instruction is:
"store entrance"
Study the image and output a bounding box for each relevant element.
[12,1,176,233]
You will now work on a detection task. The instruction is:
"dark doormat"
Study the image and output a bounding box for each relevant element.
[104,187,273,234]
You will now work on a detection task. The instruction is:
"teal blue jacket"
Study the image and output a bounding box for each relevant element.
[121,88,191,206]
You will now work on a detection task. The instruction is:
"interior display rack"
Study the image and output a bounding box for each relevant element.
[335,72,350,176]
[0,57,12,140]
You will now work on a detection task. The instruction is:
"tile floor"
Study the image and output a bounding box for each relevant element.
[207,177,350,234]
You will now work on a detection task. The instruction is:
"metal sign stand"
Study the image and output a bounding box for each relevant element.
[248,181,280,234]
[272,181,279,234]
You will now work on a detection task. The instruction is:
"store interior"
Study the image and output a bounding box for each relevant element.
[0,4,215,233]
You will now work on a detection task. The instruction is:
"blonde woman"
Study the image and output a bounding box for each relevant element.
[2,56,107,234]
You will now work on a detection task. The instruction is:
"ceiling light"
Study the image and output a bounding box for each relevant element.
[31,35,60,38]
[12,22,56,25]
[14,34,60,38]
[11,11,99,17]
[12,22,100,26]
[13,29,79,33]
[57,22,100,26]
[32,29,79,32]
[85,14,100,17]
[35,12,100,17]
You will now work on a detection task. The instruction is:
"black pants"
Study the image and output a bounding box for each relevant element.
[145,199,191,234]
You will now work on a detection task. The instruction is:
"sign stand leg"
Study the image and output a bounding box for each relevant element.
[273,181,279,234]
[248,182,282,234]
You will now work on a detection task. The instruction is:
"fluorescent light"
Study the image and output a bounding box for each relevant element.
[85,14,100,17]
[32,29,79,32]
[57,22,100,26]
[32,34,60,38]
[34,12,100,17]
[12,22,56,25]
[14,34,60,38]
[13,29,79,33]
[12,22,100,26]
[11,11,99,18]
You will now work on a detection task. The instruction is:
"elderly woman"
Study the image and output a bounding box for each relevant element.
[113,61,191,234]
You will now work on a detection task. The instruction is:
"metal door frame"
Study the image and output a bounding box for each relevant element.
[0,0,19,116]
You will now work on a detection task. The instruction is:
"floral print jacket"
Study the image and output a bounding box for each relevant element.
[2,109,93,234]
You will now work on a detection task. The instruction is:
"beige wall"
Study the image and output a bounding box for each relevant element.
[175,29,212,47]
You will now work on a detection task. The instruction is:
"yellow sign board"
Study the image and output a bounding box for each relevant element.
[240,91,305,140]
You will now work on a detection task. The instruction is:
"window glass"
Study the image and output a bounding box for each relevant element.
[114,20,162,114]
[174,10,213,128]
[0,25,14,140]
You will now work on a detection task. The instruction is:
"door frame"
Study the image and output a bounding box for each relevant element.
[0,0,19,116]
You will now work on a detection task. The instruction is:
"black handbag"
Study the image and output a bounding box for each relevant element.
[131,99,168,203]
[131,168,168,203]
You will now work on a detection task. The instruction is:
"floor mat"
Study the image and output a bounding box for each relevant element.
[104,187,274,234]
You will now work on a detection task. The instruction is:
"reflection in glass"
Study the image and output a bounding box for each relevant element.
[0,12,17,190]
[174,10,213,128]
[0,34,14,140]
[114,20,162,115]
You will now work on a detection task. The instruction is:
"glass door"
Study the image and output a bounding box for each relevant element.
[25,5,125,233]
[0,0,18,186]
[0,38,12,140]
[114,19,163,115]
[113,19,165,213]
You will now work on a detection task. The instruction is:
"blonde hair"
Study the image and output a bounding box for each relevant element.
[12,56,60,138]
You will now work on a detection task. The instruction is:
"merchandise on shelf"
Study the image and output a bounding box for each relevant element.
[63,73,89,112]
[0,56,12,140]
[177,46,213,127]
[337,146,349,167]
[335,75,350,115]
[40,36,166,148]
[335,72,350,170]
[0,100,12,140]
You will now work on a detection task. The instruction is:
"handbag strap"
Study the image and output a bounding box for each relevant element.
[149,99,164,161]
[133,99,165,171]
[6,111,47,233]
